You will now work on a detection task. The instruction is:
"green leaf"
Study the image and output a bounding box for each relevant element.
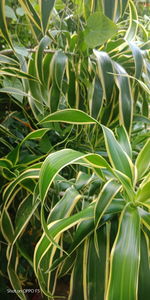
[36,35,51,83]
[20,0,41,26]
[102,125,133,180]
[3,77,24,102]
[106,204,140,300]
[14,194,40,245]
[113,62,133,134]
[138,231,150,300]
[84,12,117,48]
[0,0,13,47]
[0,67,37,80]
[113,169,135,202]
[139,208,150,231]
[89,76,103,119]
[95,179,121,228]
[39,149,112,203]
[0,54,18,65]
[136,181,150,204]
[18,1,42,40]
[125,0,138,42]
[23,128,50,143]
[128,42,143,79]
[69,245,84,300]
[39,109,98,125]
[94,50,115,101]
[34,205,93,275]
[7,246,26,300]
[27,53,45,120]
[135,138,150,180]
[1,209,14,243]
[3,169,39,205]
[49,50,68,112]
[40,0,55,34]
[83,226,107,300]
[116,126,132,159]
[48,186,81,222]
[39,149,84,202]
[0,158,13,169]
[102,0,118,21]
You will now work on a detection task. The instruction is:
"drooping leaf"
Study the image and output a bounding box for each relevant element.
[39,109,98,125]
[128,42,143,79]
[0,158,13,169]
[102,125,133,180]
[39,149,112,203]
[125,0,138,42]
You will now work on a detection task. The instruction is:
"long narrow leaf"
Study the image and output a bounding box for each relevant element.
[106,204,140,300]
[95,179,121,228]
[0,0,12,46]
[40,0,55,34]
[102,125,133,180]
[135,138,150,180]
[39,149,112,203]
[39,109,98,125]
[113,62,133,134]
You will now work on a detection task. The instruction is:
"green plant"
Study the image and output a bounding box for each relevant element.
[0,1,150,299]
[1,110,150,299]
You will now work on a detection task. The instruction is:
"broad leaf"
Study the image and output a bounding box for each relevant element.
[84,12,117,48]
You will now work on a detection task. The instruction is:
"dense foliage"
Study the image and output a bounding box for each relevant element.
[0,1,150,300]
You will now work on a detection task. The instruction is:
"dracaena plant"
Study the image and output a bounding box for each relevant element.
[0,0,149,299]
[0,110,150,300]
[0,0,149,132]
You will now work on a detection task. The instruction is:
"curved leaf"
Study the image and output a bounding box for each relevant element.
[102,125,134,180]
[39,149,112,203]
[39,109,98,125]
